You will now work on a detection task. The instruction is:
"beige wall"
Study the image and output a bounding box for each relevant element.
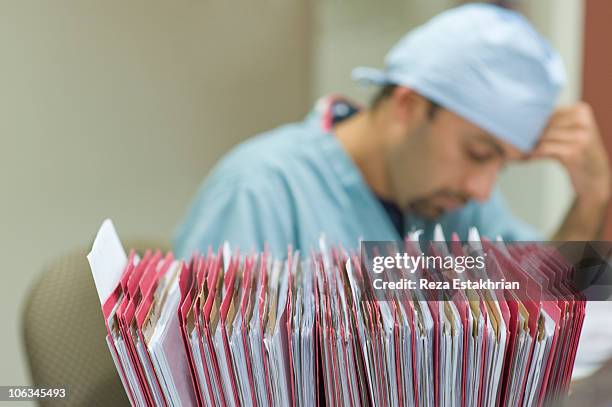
[0,0,310,388]
[312,0,453,103]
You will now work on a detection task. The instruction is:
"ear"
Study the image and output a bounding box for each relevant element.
[390,87,429,123]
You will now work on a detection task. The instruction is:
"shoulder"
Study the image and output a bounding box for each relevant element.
[196,124,314,204]
[217,122,314,171]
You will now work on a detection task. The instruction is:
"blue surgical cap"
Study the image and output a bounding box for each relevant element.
[352,3,566,152]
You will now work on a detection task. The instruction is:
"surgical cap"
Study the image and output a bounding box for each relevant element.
[352,3,566,152]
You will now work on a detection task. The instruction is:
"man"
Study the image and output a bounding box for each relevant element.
[174,3,610,259]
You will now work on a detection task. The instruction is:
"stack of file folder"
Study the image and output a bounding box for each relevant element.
[87,220,586,406]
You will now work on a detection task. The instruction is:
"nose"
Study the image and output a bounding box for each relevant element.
[463,169,497,202]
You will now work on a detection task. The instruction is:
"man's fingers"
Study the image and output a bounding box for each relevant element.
[547,102,595,130]
[530,141,575,163]
[537,128,578,144]
[547,109,578,128]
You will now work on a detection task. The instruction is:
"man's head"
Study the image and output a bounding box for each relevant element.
[351,3,566,218]
[369,84,524,218]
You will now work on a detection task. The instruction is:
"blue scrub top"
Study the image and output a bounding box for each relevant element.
[174,97,540,259]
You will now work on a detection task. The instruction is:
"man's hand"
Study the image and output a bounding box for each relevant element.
[531,102,611,240]
[532,102,611,204]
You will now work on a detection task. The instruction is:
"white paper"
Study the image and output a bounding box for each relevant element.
[86,218,127,305]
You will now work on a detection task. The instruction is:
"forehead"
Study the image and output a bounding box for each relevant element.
[438,108,525,160]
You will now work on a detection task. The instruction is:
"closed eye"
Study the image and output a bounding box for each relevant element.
[466,148,496,163]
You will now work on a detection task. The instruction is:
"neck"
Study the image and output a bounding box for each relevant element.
[333,110,394,200]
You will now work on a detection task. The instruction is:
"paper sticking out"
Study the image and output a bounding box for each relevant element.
[87,218,128,305]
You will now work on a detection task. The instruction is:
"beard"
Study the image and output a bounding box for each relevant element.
[406,190,470,219]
